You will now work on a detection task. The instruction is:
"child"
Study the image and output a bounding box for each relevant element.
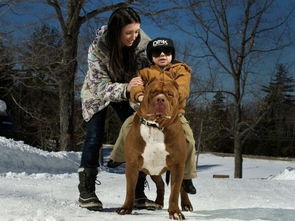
[109,37,197,194]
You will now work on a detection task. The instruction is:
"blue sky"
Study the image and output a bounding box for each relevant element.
[1,0,294,100]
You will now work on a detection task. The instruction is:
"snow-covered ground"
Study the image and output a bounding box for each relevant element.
[0,136,295,221]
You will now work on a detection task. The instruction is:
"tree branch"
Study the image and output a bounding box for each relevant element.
[79,1,131,25]
[46,0,67,34]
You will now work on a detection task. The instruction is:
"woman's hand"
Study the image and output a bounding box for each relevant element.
[127,76,143,92]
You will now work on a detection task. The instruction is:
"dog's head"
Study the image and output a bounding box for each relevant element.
[137,78,180,126]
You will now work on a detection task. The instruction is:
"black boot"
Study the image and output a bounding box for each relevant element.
[78,167,103,211]
[182,179,196,194]
[134,172,157,210]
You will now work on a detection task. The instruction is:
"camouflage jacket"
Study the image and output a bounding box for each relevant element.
[81,25,150,122]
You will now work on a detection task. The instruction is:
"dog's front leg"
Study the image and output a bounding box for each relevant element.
[151,175,165,209]
[117,163,138,215]
[168,165,185,220]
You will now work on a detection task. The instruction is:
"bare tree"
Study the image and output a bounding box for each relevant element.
[181,0,295,177]
[0,39,15,99]
[0,0,13,10]
[0,0,14,36]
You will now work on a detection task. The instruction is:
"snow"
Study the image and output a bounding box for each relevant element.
[0,136,295,221]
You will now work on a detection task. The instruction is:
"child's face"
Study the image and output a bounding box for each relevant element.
[151,48,173,67]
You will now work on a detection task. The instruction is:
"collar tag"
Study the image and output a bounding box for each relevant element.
[140,118,163,130]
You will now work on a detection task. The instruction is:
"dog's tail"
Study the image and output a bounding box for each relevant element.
[165,171,170,185]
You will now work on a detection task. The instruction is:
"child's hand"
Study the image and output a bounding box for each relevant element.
[137,95,144,102]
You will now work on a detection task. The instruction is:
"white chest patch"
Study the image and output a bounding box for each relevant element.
[140,124,169,175]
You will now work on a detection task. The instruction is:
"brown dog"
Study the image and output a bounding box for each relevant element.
[117,78,192,220]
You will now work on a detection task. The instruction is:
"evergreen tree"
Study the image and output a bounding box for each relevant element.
[257,64,295,157]
[206,91,232,153]
[211,91,226,121]
[262,64,295,106]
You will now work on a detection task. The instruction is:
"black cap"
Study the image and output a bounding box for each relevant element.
[146,37,175,63]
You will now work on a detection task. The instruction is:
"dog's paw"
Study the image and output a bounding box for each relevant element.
[169,211,185,220]
[181,204,193,211]
[116,207,132,215]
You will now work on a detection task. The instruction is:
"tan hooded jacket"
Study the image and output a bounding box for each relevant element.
[130,61,192,113]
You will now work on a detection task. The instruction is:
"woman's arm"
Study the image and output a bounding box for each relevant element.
[84,49,129,103]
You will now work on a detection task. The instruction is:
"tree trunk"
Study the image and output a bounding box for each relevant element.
[59,30,79,151]
[234,133,242,178]
[233,76,243,178]
[59,74,75,151]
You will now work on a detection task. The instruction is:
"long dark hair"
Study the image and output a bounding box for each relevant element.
[106,7,141,82]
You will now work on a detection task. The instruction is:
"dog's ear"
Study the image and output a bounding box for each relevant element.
[137,94,149,118]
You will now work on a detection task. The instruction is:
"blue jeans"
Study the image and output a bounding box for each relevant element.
[80,101,134,168]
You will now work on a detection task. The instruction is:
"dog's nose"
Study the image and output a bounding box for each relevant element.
[157,97,165,104]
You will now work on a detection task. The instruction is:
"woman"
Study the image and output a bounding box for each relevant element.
[79,7,153,211]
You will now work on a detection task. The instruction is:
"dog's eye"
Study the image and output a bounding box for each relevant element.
[151,90,158,96]
[167,92,174,97]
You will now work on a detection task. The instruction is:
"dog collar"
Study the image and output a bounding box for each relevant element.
[140,117,163,130]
